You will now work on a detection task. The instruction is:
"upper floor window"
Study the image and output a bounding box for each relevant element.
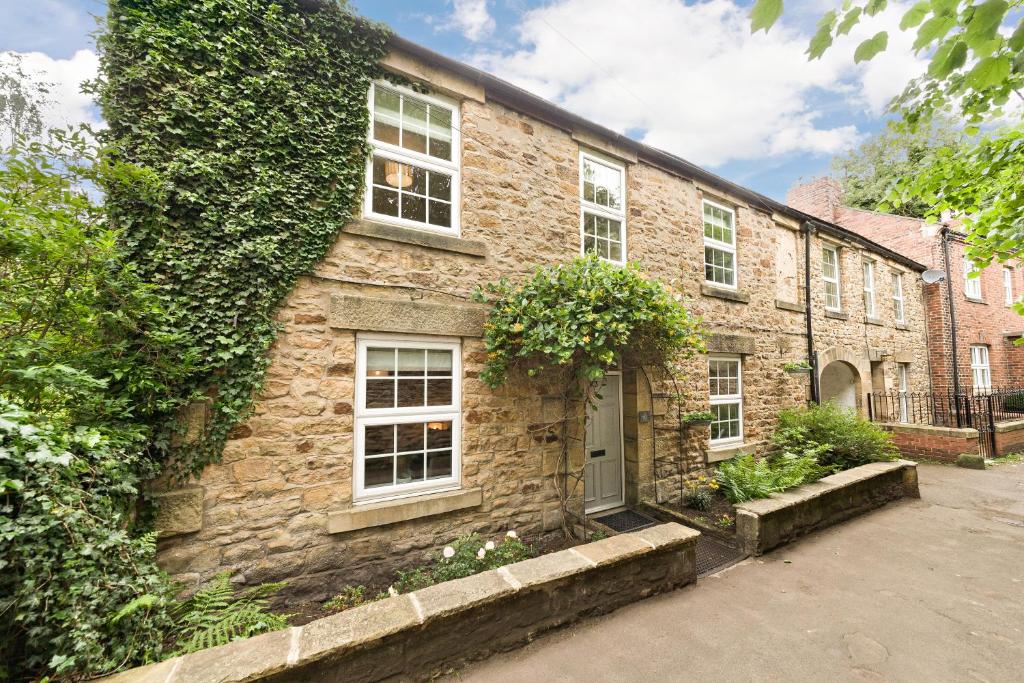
[709,356,743,446]
[892,272,905,323]
[963,257,981,299]
[822,245,841,311]
[580,152,626,263]
[862,260,876,317]
[365,84,460,234]
[355,334,461,501]
[970,345,991,392]
[1003,267,1014,306]
[703,200,736,288]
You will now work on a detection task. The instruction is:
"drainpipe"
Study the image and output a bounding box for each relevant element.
[802,222,821,404]
[941,227,962,427]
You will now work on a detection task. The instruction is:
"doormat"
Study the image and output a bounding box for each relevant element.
[592,509,657,533]
[696,535,745,577]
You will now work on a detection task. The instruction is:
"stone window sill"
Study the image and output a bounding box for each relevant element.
[701,284,750,304]
[896,323,910,331]
[706,442,752,463]
[824,309,849,321]
[343,219,488,258]
[864,316,883,326]
[327,487,483,534]
[775,299,805,313]
[964,296,986,305]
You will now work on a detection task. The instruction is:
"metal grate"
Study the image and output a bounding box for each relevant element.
[593,509,657,533]
[696,535,745,577]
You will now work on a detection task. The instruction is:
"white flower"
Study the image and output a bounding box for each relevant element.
[484,541,495,551]
[476,548,486,560]
[442,546,455,559]
[387,586,398,597]
[506,530,517,539]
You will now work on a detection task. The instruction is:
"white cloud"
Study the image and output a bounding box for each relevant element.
[450,0,495,42]
[1,49,102,135]
[471,0,929,167]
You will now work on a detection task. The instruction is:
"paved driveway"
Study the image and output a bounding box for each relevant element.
[450,463,1024,682]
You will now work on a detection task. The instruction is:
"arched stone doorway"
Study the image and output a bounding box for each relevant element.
[820,360,861,411]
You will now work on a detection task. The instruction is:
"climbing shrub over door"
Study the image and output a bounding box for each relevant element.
[94,0,392,476]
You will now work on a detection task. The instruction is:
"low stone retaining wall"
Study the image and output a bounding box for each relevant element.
[734,460,919,556]
[881,423,978,463]
[104,523,699,683]
[995,419,1024,457]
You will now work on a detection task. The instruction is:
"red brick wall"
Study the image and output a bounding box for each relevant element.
[885,425,979,463]
[995,422,1024,457]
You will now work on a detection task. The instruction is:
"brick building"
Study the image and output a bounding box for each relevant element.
[789,178,1024,396]
[154,37,929,601]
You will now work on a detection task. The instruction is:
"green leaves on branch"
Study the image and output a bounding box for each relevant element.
[854,31,889,63]
[750,0,783,34]
[473,255,705,391]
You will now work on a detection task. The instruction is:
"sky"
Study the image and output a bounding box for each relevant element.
[0,0,932,201]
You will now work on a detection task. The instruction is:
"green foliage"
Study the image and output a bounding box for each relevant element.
[1004,390,1024,412]
[171,573,289,655]
[684,486,714,512]
[783,360,812,372]
[832,118,968,218]
[393,532,534,593]
[93,0,392,478]
[323,585,380,612]
[682,410,715,425]
[0,400,175,679]
[0,54,52,146]
[715,452,831,504]
[774,402,898,471]
[473,254,704,390]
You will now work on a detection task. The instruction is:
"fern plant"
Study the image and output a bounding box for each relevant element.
[170,573,289,655]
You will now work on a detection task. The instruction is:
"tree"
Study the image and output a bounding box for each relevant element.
[831,116,967,218]
[751,0,1024,277]
[0,54,53,146]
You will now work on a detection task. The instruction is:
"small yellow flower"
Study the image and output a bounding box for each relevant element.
[582,335,591,343]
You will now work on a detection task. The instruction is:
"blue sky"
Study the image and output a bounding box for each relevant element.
[0,0,927,200]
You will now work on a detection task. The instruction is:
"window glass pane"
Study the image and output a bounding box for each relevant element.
[400,194,426,223]
[427,450,452,479]
[364,457,393,488]
[584,235,596,253]
[428,201,451,227]
[584,213,596,235]
[428,171,451,201]
[427,379,452,406]
[396,452,425,483]
[427,350,452,374]
[364,424,394,455]
[367,348,395,375]
[372,187,399,217]
[397,422,424,452]
[373,88,401,145]
[596,216,608,239]
[401,96,428,154]
[406,165,427,196]
[396,378,425,407]
[607,219,621,243]
[608,241,622,262]
[427,421,453,449]
[428,107,452,161]
[365,379,395,409]
[398,349,425,376]
[582,157,622,210]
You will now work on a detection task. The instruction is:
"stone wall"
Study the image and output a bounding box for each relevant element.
[105,524,699,683]
[155,49,931,600]
[882,423,979,463]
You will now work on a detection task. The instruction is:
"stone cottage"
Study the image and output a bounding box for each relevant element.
[155,36,930,600]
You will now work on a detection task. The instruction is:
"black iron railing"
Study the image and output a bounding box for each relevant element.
[868,388,1024,428]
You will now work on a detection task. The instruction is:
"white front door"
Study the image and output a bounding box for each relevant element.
[584,373,624,514]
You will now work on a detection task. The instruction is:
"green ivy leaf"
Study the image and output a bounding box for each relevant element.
[854,31,889,63]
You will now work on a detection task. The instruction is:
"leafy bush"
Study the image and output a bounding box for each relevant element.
[323,585,377,612]
[473,255,704,387]
[683,475,718,511]
[392,532,533,593]
[1004,391,1024,413]
[715,452,832,504]
[0,401,174,679]
[171,573,289,655]
[773,403,898,470]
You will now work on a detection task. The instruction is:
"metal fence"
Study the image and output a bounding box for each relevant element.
[868,388,1024,458]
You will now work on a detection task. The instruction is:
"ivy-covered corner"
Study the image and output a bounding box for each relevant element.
[473,255,706,533]
[94,0,393,479]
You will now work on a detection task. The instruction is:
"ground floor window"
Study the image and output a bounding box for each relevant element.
[709,356,743,445]
[970,345,991,392]
[355,335,461,501]
[897,363,909,423]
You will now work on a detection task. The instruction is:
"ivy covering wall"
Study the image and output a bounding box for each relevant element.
[96,0,392,476]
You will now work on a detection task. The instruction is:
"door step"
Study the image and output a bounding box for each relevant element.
[592,508,658,533]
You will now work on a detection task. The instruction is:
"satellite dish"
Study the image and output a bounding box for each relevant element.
[922,269,946,284]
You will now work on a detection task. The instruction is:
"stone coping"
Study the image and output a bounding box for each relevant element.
[102,523,699,683]
[994,418,1024,434]
[880,422,979,439]
[342,219,488,258]
[734,459,918,556]
[327,487,483,534]
[700,284,751,304]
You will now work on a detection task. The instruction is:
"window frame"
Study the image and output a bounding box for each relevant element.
[578,150,627,264]
[862,260,876,318]
[702,198,738,290]
[897,362,909,423]
[708,355,743,447]
[363,82,462,236]
[892,271,905,323]
[963,257,982,299]
[970,344,991,393]
[354,333,462,503]
[822,244,841,311]
[1003,267,1014,306]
